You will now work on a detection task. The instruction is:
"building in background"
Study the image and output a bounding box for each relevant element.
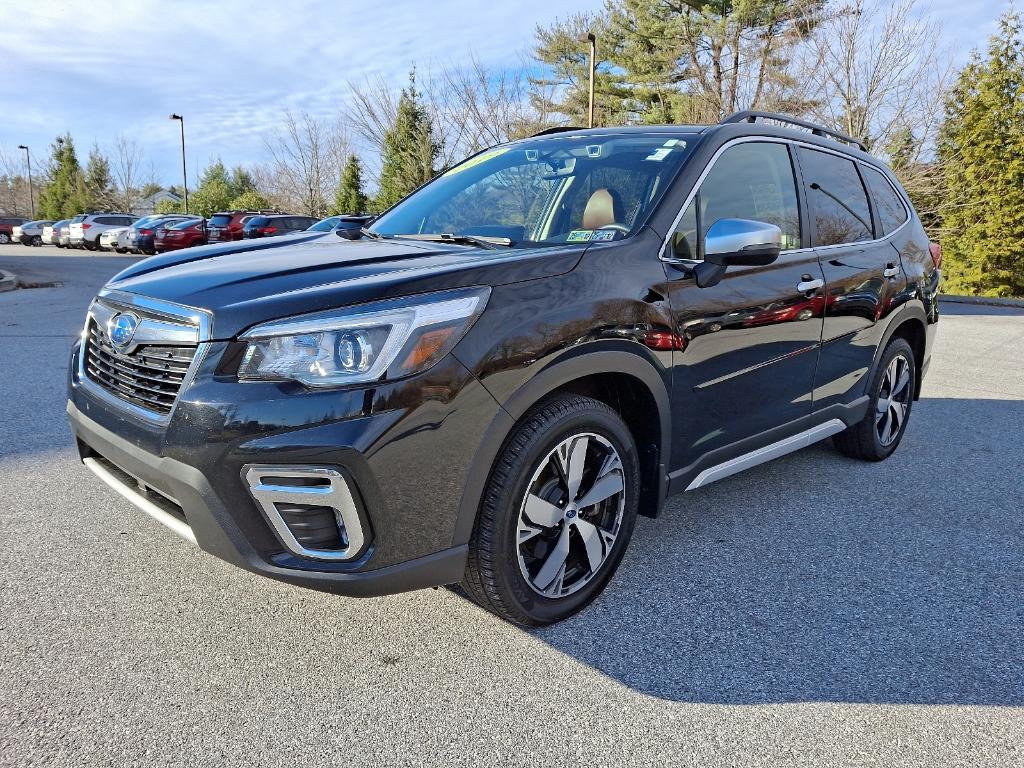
[132,189,181,217]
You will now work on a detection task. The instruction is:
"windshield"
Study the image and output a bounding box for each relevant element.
[370,134,696,247]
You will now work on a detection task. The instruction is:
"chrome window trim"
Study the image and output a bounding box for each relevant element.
[77,290,211,425]
[660,135,912,266]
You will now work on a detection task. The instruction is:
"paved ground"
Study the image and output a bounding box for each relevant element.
[1,247,1022,767]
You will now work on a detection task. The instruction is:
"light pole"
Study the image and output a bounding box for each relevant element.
[17,144,34,218]
[169,114,188,213]
[578,32,596,128]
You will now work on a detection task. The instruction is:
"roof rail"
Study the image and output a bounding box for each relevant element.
[721,111,867,152]
[530,126,585,137]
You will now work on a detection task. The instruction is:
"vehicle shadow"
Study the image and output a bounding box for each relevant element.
[523,396,1024,705]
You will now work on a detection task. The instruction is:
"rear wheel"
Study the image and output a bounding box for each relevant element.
[31,235,42,246]
[0,233,9,244]
[463,394,640,626]
[834,337,915,461]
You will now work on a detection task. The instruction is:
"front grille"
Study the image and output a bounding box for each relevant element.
[85,319,197,415]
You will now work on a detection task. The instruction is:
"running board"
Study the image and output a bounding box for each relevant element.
[685,419,846,491]
[83,456,197,544]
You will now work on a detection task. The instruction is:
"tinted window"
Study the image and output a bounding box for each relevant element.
[95,217,114,225]
[307,217,339,231]
[71,215,87,223]
[209,214,232,227]
[861,165,907,235]
[799,147,873,246]
[247,217,268,227]
[672,141,800,257]
[169,219,197,230]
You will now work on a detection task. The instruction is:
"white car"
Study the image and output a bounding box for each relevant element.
[68,212,137,250]
[99,226,129,252]
[14,220,54,246]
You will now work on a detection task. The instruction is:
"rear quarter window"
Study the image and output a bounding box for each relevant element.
[861,165,908,235]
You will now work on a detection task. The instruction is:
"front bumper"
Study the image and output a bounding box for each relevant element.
[67,341,506,596]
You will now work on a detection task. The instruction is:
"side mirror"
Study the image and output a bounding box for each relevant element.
[693,218,782,288]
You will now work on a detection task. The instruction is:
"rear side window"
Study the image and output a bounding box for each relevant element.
[861,166,908,236]
[248,217,268,227]
[798,147,873,246]
[95,216,113,225]
[71,215,86,223]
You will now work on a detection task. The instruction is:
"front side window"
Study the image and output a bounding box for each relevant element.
[671,141,801,258]
[798,147,873,246]
[371,135,697,247]
[861,165,908,235]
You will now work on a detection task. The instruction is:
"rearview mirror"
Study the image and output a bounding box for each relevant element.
[693,218,782,288]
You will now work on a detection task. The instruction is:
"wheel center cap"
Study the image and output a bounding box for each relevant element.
[565,507,577,519]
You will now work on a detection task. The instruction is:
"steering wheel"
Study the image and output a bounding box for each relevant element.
[598,223,630,234]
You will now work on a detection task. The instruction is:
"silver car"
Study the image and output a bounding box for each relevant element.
[99,226,129,252]
[14,220,54,246]
[44,219,69,247]
[68,213,137,250]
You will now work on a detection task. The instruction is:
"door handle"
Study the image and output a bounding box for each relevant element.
[883,263,900,278]
[797,278,824,292]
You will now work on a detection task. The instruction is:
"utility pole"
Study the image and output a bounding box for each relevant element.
[578,32,597,128]
[17,145,34,218]
[169,114,188,213]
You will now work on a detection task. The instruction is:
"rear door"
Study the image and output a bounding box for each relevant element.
[663,139,826,471]
[796,146,906,411]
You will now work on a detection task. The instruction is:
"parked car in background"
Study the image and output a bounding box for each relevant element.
[134,215,200,255]
[127,214,201,254]
[121,214,163,253]
[15,220,55,246]
[44,219,69,246]
[0,216,28,244]
[58,221,72,247]
[68,213,137,250]
[243,214,318,239]
[154,218,208,252]
[207,210,277,242]
[99,226,130,252]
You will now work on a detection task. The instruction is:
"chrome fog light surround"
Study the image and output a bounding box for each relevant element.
[244,466,365,561]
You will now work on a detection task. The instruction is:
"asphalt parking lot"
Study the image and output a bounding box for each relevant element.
[1,245,1022,767]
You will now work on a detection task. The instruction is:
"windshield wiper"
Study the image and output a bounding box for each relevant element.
[392,233,513,249]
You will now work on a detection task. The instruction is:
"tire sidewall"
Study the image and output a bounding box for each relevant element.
[485,402,640,624]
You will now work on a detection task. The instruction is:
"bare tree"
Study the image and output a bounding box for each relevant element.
[110,135,145,213]
[797,0,952,155]
[261,110,350,216]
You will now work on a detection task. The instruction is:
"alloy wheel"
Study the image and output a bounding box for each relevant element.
[876,354,912,446]
[516,432,625,598]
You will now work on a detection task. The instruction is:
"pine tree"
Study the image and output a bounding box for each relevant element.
[376,70,439,211]
[939,12,1024,297]
[188,160,235,217]
[77,145,115,211]
[38,134,82,219]
[333,155,368,214]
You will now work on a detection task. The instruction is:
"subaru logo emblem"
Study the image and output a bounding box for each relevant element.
[108,312,139,348]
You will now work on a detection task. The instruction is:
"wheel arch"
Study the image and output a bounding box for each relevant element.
[452,349,672,547]
[874,304,928,400]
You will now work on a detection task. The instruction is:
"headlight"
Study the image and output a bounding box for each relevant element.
[237,287,490,387]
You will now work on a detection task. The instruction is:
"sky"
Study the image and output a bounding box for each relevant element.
[0,0,1012,187]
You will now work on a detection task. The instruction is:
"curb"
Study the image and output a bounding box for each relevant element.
[939,293,1024,308]
[0,269,16,293]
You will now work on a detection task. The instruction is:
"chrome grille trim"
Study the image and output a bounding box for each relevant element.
[78,291,212,424]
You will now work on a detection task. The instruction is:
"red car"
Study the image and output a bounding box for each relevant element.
[206,209,277,242]
[154,219,208,252]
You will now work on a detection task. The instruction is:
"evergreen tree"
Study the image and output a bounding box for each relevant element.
[333,155,368,214]
[188,160,235,217]
[77,145,116,211]
[38,134,82,219]
[939,12,1024,297]
[228,166,258,200]
[228,190,272,211]
[376,70,440,211]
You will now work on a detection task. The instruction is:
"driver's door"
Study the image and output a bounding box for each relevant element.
[662,140,826,473]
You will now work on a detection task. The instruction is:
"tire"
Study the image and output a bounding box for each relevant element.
[31,235,42,246]
[834,337,916,461]
[84,238,98,251]
[0,233,9,244]
[463,393,640,626]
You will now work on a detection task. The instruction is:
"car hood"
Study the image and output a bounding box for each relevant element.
[107,235,583,339]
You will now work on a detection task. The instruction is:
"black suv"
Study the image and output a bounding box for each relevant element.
[67,112,940,625]
[243,214,319,238]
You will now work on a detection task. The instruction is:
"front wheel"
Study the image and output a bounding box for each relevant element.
[834,337,916,461]
[463,394,640,626]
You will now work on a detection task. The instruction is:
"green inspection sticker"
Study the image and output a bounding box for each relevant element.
[567,230,594,242]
